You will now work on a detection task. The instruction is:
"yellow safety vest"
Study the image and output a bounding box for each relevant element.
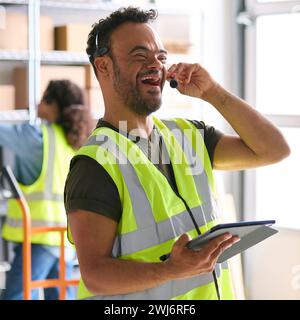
[70,117,234,300]
[2,124,75,246]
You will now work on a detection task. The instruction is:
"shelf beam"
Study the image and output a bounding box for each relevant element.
[39,0,115,11]
[0,110,29,122]
[0,0,28,5]
[41,51,89,65]
[0,50,29,61]
[0,50,89,64]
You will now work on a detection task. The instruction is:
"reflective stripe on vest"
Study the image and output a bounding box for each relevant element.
[75,118,234,299]
[162,120,219,223]
[4,217,66,228]
[25,126,63,202]
[85,262,229,300]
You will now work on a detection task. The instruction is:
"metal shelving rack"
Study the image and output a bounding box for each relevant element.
[0,0,42,122]
[0,0,200,123]
[0,1,127,122]
[0,0,32,122]
[0,0,118,123]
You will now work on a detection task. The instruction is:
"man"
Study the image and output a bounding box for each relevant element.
[64,7,290,300]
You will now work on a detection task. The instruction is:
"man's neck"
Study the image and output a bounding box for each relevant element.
[103,109,154,139]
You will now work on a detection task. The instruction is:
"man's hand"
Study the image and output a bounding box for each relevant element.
[164,233,240,280]
[167,62,290,170]
[167,63,218,101]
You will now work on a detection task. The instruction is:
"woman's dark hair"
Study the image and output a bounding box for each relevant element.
[86,7,158,75]
[42,80,93,149]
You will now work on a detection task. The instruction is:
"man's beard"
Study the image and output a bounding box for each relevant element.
[112,61,162,116]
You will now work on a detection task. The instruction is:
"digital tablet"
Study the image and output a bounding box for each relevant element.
[160,220,278,263]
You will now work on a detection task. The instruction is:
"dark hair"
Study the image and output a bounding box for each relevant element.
[42,80,93,149]
[86,7,158,73]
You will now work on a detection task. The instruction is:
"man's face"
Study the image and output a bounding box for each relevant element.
[108,22,168,116]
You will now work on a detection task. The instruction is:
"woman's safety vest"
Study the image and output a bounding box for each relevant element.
[71,117,234,300]
[2,124,75,247]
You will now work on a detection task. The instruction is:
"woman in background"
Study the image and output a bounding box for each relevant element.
[0,80,93,300]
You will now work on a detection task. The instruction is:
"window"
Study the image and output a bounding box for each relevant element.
[256,13,300,115]
[255,128,300,228]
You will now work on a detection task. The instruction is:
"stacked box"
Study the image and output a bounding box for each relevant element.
[0,13,54,51]
[13,66,86,108]
[54,24,91,52]
[0,85,15,110]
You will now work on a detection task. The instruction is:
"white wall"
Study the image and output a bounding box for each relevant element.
[241,1,300,300]
[245,227,300,299]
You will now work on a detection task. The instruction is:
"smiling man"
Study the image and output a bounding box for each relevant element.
[111,39,167,116]
[64,7,290,300]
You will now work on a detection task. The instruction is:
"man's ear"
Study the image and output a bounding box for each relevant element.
[94,57,111,77]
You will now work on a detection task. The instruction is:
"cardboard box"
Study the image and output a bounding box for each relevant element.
[13,66,86,108]
[85,65,99,88]
[85,88,105,116]
[0,85,15,110]
[0,13,54,51]
[55,24,91,52]
[0,13,27,50]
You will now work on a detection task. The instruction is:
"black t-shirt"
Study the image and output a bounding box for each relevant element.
[64,119,224,222]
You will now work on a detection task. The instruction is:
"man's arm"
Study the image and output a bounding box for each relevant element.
[68,209,239,296]
[209,86,290,170]
[167,63,291,170]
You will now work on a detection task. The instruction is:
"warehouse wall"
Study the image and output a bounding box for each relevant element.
[245,227,300,299]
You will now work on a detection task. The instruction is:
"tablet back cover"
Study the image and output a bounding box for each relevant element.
[218,225,278,262]
[188,225,278,263]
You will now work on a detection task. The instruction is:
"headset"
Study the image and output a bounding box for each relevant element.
[169,78,178,89]
[94,33,109,57]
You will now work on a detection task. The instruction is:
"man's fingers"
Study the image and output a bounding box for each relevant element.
[167,63,187,79]
[175,233,191,245]
[167,64,178,78]
[168,63,198,83]
[173,233,191,250]
[210,236,240,262]
[201,233,233,256]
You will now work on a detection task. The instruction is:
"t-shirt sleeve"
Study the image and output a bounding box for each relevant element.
[64,155,122,222]
[188,120,224,166]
